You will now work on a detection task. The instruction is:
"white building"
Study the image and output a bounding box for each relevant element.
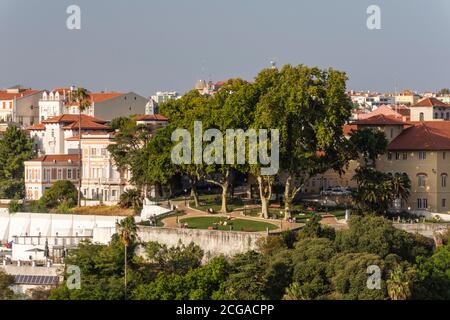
[409,97,450,122]
[25,133,132,203]
[27,114,111,155]
[39,88,149,121]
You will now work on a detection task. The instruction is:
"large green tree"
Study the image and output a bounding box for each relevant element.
[253,65,353,219]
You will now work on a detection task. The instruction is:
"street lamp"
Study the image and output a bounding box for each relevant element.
[184,189,188,207]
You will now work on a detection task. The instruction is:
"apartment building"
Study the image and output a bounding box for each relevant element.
[24,133,132,202]
[27,114,111,155]
[395,90,421,106]
[24,154,80,200]
[39,89,149,121]
[0,86,42,127]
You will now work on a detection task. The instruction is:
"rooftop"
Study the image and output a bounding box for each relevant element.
[28,154,81,163]
[412,97,450,108]
[388,122,450,151]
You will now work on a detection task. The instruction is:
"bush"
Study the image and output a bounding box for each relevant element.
[119,189,143,213]
[0,179,25,199]
[8,200,21,213]
[41,180,78,209]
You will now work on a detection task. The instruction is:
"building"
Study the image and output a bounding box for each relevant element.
[135,114,169,128]
[409,97,450,121]
[395,90,421,106]
[349,91,395,111]
[39,88,149,121]
[24,154,80,200]
[195,80,225,96]
[27,114,111,155]
[145,91,180,115]
[0,86,42,127]
[24,132,132,203]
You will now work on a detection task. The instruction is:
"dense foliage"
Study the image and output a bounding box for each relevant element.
[45,215,448,300]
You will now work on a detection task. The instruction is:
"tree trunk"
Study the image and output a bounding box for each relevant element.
[257,176,272,219]
[221,181,229,213]
[284,175,293,220]
[191,185,200,207]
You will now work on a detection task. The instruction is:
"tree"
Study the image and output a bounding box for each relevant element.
[297,215,336,241]
[253,65,353,219]
[108,118,155,197]
[0,125,34,199]
[387,265,412,300]
[145,241,204,275]
[118,189,143,213]
[0,269,16,300]
[349,128,388,167]
[438,88,450,95]
[116,216,138,300]
[352,167,411,215]
[65,87,91,207]
[326,252,387,300]
[40,180,78,209]
[334,216,432,261]
[0,125,34,180]
[132,256,228,300]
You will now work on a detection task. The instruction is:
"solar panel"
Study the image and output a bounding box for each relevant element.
[13,275,59,285]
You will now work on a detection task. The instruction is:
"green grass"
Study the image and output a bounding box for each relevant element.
[179,216,278,232]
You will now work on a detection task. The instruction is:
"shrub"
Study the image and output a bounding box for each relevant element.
[41,180,78,209]
[8,199,21,213]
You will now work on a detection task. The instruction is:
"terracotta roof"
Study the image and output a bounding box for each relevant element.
[388,122,450,151]
[62,119,111,130]
[26,123,46,130]
[353,114,406,126]
[412,97,450,108]
[89,92,125,103]
[65,132,114,141]
[0,89,40,100]
[135,114,169,122]
[43,114,107,124]
[343,124,357,136]
[29,154,81,163]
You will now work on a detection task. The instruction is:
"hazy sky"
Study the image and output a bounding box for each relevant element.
[1,0,449,96]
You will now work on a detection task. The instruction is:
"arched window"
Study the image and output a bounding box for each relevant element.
[417,173,427,188]
[420,112,424,121]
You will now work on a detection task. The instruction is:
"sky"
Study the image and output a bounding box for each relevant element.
[1,0,450,97]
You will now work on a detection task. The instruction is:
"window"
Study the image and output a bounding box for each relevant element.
[443,199,447,208]
[402,152,408,160]
[417,198,428,209]
[395,152,401,160]
[57,169,62,180]
[442,174,447,188]
[112,190,117,197]
[390,128,394,139]
[435,112,438,119]
[419,151,426,160]
[68,169,72,179]
[387,152,392,160]
[418,174,426,188]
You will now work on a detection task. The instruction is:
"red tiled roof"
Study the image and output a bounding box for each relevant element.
[62,119,111,130]
[29,154,81,163]
[0,90,40,100]
[354,114,406,126]
[135,114,169,122]
[412,97,450,108]
[389,122,450,151]
[43,114,107,124]
[90,92,125,103]
[343,124,357,136]
[26,123,46,130]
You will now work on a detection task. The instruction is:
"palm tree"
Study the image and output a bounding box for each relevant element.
[387,266,411,300]
[116,216,137,300]
[283,282,308,300]
[66,87,91,207]
[391,173,411,204]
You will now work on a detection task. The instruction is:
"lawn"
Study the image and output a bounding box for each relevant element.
[179,216,278,232]
[69,206,134,216]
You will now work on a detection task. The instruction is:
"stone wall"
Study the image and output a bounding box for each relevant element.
[137,227,266,259]
[393,223,450,238]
